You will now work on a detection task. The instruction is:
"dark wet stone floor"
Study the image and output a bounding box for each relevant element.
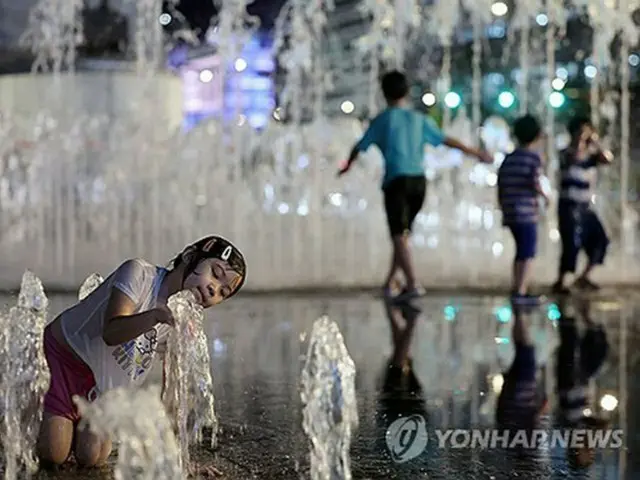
[3,291,640,479]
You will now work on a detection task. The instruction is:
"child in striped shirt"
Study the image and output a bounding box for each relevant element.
[497,114,549,306]
[552,116,613,294]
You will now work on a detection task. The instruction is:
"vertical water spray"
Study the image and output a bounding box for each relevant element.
[509,0,544,114]
[274,0,334,125]
[215,0,263,177]
[163,291,217,471]
[0,271,50,480]
[461,0,492,135]
[130,0,165,75]
[358,0,393,114]
[616,0,638,258]
[429,0,460,129]
[300,316,358,480]
[542,0,565,178]
[75,386,183,480]
[20,0,83,74]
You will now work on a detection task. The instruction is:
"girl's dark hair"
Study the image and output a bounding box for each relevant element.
[170,235,247,297]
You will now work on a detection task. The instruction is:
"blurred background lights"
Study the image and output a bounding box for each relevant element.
[629,53,640,66]
[199,69,213,83]
[491,2,508,16]
[422,92,436,106]
[494,305,512,323]
[444,91,461,108]
[600,394,618,412]
[498,91,515,108]
[584,65,598,78]
[551,77,566,90]
[549,91,565,108]
[234,57,248,72]
[556,67,569,79]
[536,13,548,26]
[159,13,172,26]
[341,100,355,114]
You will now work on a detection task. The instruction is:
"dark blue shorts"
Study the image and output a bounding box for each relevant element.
[508,223,537,260]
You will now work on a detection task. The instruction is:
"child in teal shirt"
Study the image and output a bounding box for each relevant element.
[338,71,492,302]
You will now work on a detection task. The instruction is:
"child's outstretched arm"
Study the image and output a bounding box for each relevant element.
[443,136,493,163]
[337,145,360,176]
[102,289,174,346]
[338,119,379,176]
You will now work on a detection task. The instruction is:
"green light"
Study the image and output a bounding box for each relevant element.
[444,91,461,108]
[549,91,565,108]
[498,91,515,108]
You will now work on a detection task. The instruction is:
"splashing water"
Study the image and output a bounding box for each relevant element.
[78,273,104,301]
[301,316,358,480]
[75,386,182,480]
[0,271,50,479]
[163,291,217,471]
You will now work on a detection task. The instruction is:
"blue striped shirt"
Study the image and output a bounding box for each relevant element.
[559,148,598,207]
[497,149,542,225]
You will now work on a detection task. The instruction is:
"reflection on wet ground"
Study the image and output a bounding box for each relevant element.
[3,291,640,479]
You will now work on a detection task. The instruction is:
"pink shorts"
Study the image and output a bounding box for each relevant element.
[43,325,97,423]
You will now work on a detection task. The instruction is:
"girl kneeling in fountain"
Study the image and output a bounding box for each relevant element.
[36,236,246,468]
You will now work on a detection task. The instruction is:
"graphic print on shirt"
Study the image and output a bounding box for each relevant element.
[111,329,158,381]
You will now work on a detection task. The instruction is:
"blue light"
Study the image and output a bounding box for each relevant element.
[495,306,512,323]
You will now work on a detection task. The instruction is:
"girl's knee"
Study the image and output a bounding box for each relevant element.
[74,429,112,467]
[37,414,74,466]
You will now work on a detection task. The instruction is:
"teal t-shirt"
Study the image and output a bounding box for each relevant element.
[355,107,446,187]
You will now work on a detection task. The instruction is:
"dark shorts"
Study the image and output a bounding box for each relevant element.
[507,222,537,260]
[382,175,427,236]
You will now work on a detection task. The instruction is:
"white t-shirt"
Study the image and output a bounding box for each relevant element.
[61,258,172,394]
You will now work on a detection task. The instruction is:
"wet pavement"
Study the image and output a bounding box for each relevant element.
[2,291,639,479]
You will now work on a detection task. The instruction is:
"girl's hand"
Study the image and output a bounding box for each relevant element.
[155,306,176,327]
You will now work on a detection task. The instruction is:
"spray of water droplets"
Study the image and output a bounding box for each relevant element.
[75,385,182,480]
[78,273,104,301]
[0,271,50,479]
[300,316,358,480]
[20,0,83,74]
[162,291,218,471]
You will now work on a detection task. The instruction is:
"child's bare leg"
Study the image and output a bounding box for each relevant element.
[514,259,533,295]
[37,413,74,466]
[393,233,417,290]
[74,422,112,467]
[383,244,400,290]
